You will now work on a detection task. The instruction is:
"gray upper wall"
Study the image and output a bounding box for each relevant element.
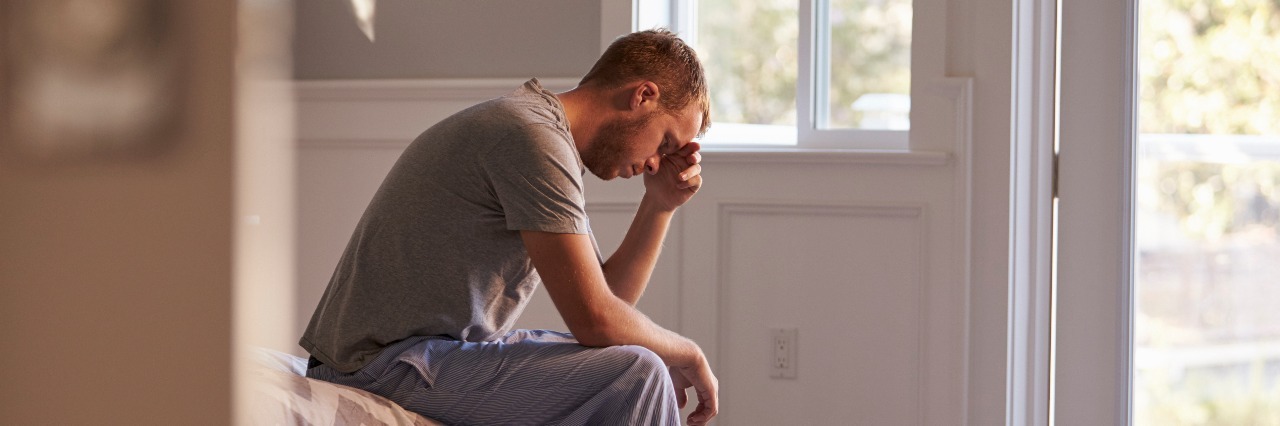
[294,0,601,79]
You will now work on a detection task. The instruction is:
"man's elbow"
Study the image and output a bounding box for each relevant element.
[569,311,628,347]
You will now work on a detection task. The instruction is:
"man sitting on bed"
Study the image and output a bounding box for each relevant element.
[300,29,718,426]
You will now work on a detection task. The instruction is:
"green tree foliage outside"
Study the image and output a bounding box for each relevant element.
[696,0,798,126]
[1139,0,1280,242]
[827,0,910,128]
[694,0,909,128]
[1140,0,1280,135]
[1137,0,1280,424]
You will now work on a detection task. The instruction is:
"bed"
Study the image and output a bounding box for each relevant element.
[246,347,445,426]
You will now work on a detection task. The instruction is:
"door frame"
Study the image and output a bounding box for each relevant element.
[1054,0,1138,423]
[1008,0,1059,423]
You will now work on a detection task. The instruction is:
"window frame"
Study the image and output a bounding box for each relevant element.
[623,0,911,151]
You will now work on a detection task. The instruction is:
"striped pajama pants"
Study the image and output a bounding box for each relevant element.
[306,330,681,426]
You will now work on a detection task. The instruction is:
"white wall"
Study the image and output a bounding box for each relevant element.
[293,0,600,79]
[293,1,1019,424]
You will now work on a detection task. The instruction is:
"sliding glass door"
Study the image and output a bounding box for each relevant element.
[1057,0,1280,424]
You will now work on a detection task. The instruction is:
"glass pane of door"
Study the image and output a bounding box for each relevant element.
[1134,0,1280,423]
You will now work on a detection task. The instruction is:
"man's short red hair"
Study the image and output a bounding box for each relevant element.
[580,29,711,136]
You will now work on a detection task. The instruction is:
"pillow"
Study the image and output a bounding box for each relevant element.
[247,348,444,426]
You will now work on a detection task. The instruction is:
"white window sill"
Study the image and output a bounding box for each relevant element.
[700,147,950,166]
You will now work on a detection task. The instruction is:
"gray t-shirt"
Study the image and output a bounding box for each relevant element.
[300,79,600,373]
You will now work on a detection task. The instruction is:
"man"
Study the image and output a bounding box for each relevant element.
[301,29,718,426]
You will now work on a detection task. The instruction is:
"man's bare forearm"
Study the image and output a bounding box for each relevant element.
[575,294,705,367]
[522,229,719,425]
[601,195,675,305]
[522,230,701,367]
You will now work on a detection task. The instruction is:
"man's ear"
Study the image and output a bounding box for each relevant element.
[630,81,661,112]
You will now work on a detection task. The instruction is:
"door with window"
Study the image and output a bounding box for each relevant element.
[1057,0,1280,424]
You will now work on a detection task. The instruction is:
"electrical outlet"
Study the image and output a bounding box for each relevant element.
[770,328,798,379]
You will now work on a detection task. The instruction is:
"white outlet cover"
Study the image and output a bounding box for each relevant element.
[770,328,798,379]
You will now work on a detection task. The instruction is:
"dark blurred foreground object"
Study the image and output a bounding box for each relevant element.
[2,0,182,160]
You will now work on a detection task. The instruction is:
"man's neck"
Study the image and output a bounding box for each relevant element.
[555,87,606,155]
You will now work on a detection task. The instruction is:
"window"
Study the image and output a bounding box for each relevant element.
[638,0,912,149]
[1132,0,1280,422]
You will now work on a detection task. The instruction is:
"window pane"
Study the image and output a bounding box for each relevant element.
[695,0,797,126]
[1134,0,1280,423]
[821,0,911,130]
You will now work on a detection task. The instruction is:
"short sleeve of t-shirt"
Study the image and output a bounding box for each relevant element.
[481,124,589,235]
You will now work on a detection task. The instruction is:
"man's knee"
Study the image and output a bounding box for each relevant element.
[607,345,668,380]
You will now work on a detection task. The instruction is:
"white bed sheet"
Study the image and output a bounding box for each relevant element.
[246,348,445,426]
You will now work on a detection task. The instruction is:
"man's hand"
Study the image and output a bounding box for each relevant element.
[669,349,718,426]
[521,230,719,424]
[644,141,703,212]
[669,366,692,409]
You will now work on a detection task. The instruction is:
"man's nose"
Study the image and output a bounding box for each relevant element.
[644,155,662,175]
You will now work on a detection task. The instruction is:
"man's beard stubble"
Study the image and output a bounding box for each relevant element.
[580,112,655,180]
